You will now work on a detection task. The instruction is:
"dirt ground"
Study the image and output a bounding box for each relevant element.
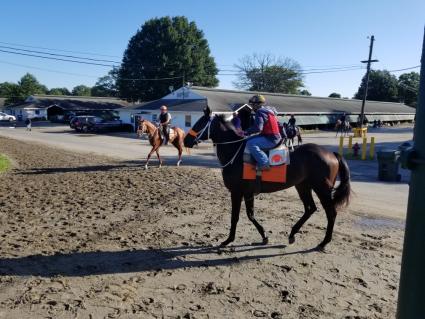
[0,136,404,318]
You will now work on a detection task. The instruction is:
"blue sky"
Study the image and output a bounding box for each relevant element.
[0,0,424,98]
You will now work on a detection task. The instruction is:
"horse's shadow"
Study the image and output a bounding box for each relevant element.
[0,244,317,277]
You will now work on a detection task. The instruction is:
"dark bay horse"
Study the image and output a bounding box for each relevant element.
[137,119,185,169]
[184,106,351,250]
[335,119,351,137]
[283,123,303,150]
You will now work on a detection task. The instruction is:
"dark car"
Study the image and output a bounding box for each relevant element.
[70,115,123,133]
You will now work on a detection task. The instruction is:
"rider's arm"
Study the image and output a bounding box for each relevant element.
[245,112,264,135]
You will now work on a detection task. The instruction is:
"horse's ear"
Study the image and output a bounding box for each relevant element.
[204,105,211,117]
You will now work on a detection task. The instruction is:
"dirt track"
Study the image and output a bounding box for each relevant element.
[0,136,404,318]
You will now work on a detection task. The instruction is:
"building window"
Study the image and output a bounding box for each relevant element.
[185,115,191,127]
[35,110,40,115]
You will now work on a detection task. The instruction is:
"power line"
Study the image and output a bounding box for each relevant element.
[0,59,183,82]
[0,60,99,78]
[0,49,116,67]
[0,45,120,64]
[0,40,121,58]
[387,65,420,72]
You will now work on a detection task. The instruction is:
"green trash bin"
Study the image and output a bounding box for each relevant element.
[377,150,401,182]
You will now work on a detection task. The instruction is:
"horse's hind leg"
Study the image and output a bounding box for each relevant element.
[172,137,183,166]
[244,193,268,245]
[289,183,317,244]
[313,186,337,250]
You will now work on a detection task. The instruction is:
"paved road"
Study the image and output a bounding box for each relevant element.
[0,124,413,220]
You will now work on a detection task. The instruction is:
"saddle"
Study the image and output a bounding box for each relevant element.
[243,143,289,183]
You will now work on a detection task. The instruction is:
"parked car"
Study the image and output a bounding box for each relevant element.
[70,115,123,133]
[0,112,16,122]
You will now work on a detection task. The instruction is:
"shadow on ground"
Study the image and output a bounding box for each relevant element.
[0,243,322,277]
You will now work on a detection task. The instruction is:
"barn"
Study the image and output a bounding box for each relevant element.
[5,95,131,122]
[119,86,415,131]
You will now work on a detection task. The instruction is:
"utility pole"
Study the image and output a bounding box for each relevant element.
[359,35,379,128]
[397,27,425,318]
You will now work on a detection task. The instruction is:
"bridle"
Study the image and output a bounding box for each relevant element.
[186,116,248,168]
[186,117,212,144]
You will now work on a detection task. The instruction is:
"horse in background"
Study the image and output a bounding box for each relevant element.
[282,123,303,151]
[335,119,351,137]
[137,119,185,169]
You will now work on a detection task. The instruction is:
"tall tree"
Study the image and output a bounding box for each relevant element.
[72,85,92,96]
[329,92,341,98]
[117,16,218,101]
[354,70,398,102]
[398,72,419,107]
[92,69,118,97]
[233,53,304,94]
[48,87,71,95]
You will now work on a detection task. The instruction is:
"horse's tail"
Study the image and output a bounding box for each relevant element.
[298,129,303,144]
[332,152,351,208]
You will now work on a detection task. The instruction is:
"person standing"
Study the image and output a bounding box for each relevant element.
[25,117,32,131]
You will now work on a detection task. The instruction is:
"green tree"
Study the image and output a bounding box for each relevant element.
[234,53,304,94]
[329,92,341,98]
[72,85,92,96]
[354,70,398,102]
[48,87,71,95]
[92,69,118,97]
[398,72,419,107]
[298,89,312,96]
[1,73,47,104]
[0,82,21,105]
[117,16,218,101]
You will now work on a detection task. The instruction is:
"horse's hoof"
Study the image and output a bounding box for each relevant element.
[288,236,295,244]
[219,239,232,247]
[176,160,181,167]
[262,237,269,245]
[144,165,148,170]
[315,244,326,252]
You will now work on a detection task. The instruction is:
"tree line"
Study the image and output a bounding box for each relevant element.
[0,16,420,107]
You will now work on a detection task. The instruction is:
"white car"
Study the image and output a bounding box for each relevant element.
[0,112,16,122]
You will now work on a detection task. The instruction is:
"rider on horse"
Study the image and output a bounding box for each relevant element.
[288,114,296,128]
[244,94,281,171]
[159,105,172,145]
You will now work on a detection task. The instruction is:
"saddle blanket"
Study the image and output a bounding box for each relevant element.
[243,163,287,183]
[242,144,289,183]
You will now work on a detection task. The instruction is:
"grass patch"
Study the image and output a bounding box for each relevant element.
[0,154,11,172]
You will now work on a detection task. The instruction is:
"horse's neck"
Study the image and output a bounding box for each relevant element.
[144,122,158,136]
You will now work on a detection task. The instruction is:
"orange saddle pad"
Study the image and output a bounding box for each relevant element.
[243,163,287,183]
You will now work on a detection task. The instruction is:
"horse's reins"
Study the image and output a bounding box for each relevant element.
[187,116,248,168]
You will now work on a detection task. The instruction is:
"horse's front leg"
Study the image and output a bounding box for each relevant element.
[145,146,157,169]
[219,191,243,247]
[155,150,163,168]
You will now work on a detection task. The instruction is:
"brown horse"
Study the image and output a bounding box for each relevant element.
[137,119,185,169]
[184,106,351,250]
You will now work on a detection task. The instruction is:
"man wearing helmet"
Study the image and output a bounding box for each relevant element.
[288,114,296,128]
[244,94,281,170]
[159,105,172,145]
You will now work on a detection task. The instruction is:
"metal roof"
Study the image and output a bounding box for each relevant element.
[5,95,130,111]
[190,86,415,114]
